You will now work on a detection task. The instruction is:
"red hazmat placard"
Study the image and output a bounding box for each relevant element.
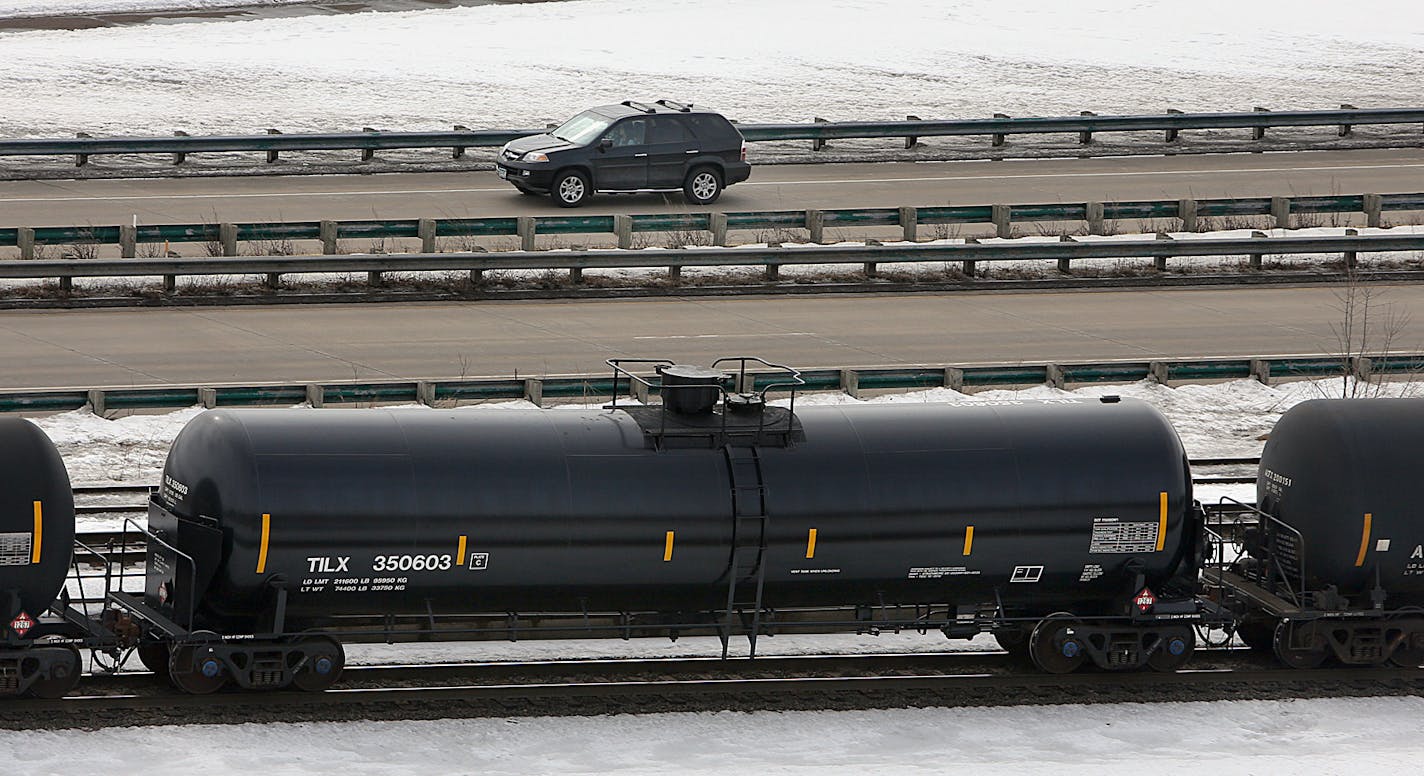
[1134,588,1156,613]
[9,611,34,637]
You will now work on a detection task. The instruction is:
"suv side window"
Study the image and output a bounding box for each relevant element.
[604,118,647,148]
[684,114,736,143]
[648,116,690,144]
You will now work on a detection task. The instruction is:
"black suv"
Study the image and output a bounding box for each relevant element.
[496,100,751,208]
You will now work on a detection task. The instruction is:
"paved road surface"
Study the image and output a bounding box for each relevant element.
[2,149,1421,228]
[0,284,1416,390]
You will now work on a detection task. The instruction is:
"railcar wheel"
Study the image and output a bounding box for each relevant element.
[25,647,83,699]
[993,628,1032,661]
[1388,631,1424,667]
[1029,613,1086,674]
[138,643,171,679]
[291,636,345,692]
[1146,626,1196,672]
[1273,621,1328,669]
[169,636,227,695]
[1234,619,1277,653]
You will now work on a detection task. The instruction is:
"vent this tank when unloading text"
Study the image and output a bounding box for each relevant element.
[149,391,1195,630]
[0,418,74,632]
[1257,398,1424,604]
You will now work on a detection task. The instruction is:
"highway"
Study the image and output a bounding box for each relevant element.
[1,149,1421,228]
[1,284,1419,390]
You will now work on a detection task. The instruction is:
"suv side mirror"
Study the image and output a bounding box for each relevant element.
[598,137,613,152]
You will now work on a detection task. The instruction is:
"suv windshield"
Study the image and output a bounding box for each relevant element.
[551,111,613,144]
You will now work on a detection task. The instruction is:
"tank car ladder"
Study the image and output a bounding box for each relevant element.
[721,444,770,659]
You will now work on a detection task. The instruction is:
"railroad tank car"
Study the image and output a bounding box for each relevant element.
[1237,398,1424,667]
[0,417,81,698]
[138,383,1203,688]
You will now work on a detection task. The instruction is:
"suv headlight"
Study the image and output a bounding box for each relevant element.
[522,151,550,163]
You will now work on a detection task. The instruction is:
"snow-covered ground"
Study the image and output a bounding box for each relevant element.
[0,0,1420,137]
[4,697,1421,775]
[0,0,309,18]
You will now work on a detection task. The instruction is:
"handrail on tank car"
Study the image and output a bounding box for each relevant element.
[1214,497,1308,607]
[120,515,199,633]
[64,539,120,624]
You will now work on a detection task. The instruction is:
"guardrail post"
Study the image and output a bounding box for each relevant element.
[468,267,483,286]
[75,132,91,167]
[765,261,780,281]
[1154,232,1173,271]
[59,275,72,295]
[1363,193,1382,228]
[898,206,918,243]
[1149,361,1170,385]
[361,128,378,161]
[172,131,189,165]
[904,115,920,149]
[805,209,824,244]
[452,125,470,159]
[1178,198,1198,231]
[992,204,1011,238]
[1343,228,1359,268]
[305,384,324,408]
[418,218,437,253]
[1086,202,1105,235]
[1250,359,1272,386]
[17,227,35,260]
[630,378,649,405]
[320,220,338,254]
[220,223,238,257]
[614,215,633,249]
[1045,364,1065,389]
[961,237,978,277]
[368,269,384,287]
[942,367,964,392]
[1352,356,1373,382]
[119,225,137,259]
[667,265,681,284]
[163,274,177,295]
[524,378,544,407]
[991,113,1010,147]
[87,389,105,416]
[266,129,281,163]
[265,272,281,290]
[1252,107,1270,141]
[416,381,436,407]
[812,117,828,151]
[1338,104,1356,137]
[1249,230,1267,270]
[1164,109,1184,142]
[1078,111,1096,144]
[569,266,583,284]
[199,387,218,409]
[840,369,860,399]
[517,217,536,251]
[1057,235,1074,273]
[710,212,728,246]
[1271,196,1291,229]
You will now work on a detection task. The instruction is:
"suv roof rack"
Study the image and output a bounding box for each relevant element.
[655,99,694,113]
[621,100,657,114]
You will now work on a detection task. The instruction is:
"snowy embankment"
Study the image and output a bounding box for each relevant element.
[0,0,1420,137]
[4,697,1421,775]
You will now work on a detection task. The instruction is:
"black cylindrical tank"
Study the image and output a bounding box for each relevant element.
[1257,398,1424,603]
[153,398,1194,628]
[0,418,74,628]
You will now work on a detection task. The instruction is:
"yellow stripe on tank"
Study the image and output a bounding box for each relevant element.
[256,513,271,574]
[963,525,975,556]
[664,531,675,562]
[456,535,467,568]
[1355,513,1373,567]
[805,528,818,559]
[31,501,42,564]
[1156,492,1168,552]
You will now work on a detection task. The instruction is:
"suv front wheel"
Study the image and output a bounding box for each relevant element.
[552,169,591,208]
[683,167,723,206]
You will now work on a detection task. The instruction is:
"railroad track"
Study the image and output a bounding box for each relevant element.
[5,648,1420,729]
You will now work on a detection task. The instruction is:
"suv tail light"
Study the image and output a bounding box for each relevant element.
[740,142,747,162]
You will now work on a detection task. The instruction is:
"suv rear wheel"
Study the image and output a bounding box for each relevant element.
[552,169,591,208]
[683,167,723,205]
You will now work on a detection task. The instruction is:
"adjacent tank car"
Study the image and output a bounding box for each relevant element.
[124,360,1205,691]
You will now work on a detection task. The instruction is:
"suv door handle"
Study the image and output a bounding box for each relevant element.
[634,153,649,158]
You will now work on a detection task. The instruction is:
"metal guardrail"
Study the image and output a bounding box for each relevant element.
[14,352,1418,415]
[3,107,1421,166]
[7,191,1419,258]
[4,233,1420,296]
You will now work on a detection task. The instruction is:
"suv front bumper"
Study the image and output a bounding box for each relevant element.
[495,161,555,191]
